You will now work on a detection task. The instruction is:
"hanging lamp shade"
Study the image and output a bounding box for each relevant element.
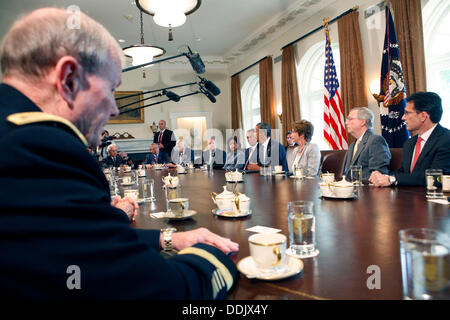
[122,10,165,67]
[136,0,201,40]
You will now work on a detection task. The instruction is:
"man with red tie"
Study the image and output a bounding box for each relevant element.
[153,119,176,157]
[370,92,450,187]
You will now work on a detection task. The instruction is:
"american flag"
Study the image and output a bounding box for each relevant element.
[323,27,348,150]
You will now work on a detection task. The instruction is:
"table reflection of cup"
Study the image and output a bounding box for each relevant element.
[168,198,189,215]
[249,233,287,273]
[288,201,317,258]
[350,165,362,186]
[443,175,450,193]
[293,165,303,178]
[399,228,450,300]
[425,169,444,199]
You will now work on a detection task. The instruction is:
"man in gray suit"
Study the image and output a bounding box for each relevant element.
[343,107,391,182]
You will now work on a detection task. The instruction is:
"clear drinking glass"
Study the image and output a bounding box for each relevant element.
[123,183,139,201]
[350,165,362,186]
[425,169,444,199]
[141,178,155,202]
[288,201,319,258]
[399,228,450,300]
[164,186,180,212]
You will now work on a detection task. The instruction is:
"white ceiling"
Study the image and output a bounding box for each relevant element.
[0,0,336,65]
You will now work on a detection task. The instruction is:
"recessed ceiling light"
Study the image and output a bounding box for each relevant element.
[118,39,126,43]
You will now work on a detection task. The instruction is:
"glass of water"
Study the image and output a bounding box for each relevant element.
[287,201,319,258]
[399,228,450,300]
[141,178,155,202]
[350,165,362,186]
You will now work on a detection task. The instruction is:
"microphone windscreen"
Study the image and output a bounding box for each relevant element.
[203,90,216,103]
[188,52,205,74]
[166,90,180,102]
[204,80,221,96]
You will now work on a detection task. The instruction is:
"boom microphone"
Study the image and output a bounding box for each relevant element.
[199,76,221,96]
[199,86,216,103]
[163,90,181,102]
[186,47,205,74]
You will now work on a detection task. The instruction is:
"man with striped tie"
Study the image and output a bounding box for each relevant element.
[370,92,450,187]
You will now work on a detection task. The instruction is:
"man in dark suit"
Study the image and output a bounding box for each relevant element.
[0,8,238,299]
[102,144,124,168]
[343,107,391,181]
[153,119,176,157]
[202,136,226,169]
[370,92,450,187]
[144,143,169,167]
[246,122,288,172]
[243,128,258,170]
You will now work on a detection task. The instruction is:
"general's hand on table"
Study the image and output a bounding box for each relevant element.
[111,196,139,222]
[163,228,239,254]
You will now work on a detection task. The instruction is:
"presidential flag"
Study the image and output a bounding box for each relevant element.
[323,24,348,150]
[374,4,409,148]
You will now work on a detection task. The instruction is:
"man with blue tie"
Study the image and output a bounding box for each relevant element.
[370,92,450,186]
[144,143,169,168]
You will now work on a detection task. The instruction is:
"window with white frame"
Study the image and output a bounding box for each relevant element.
[297,41,341,150]
[241,75,261,146]
[423,0,450,128]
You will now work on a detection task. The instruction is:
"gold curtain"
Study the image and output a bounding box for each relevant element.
[259,56,276,129]
[391,0,427,95]
[337,10,367,144]
[231,74,243,130]
[281,45,301,146]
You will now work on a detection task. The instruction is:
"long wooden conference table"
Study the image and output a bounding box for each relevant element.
[132,168,450,300]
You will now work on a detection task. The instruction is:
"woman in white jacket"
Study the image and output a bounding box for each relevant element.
[289,120,321,176]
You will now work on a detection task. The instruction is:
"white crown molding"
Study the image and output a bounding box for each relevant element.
[223,0,336,64]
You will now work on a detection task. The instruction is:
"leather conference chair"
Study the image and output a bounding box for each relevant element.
[319,150,347,181]
[389,148,403,171]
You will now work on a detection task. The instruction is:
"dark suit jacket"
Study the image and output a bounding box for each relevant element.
[393,124,450,186]
[153,129,176,155]
[144,152,169,165]
[102,155,125,168]
[0,83,237,299]
[255,138,288,172]
[202,148,226,169]
[343,129,391,181]
[170,147,194,165]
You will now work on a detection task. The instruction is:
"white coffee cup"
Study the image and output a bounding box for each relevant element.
[168,198,189,214]
[249,233,287,273]
[122,176,132,184]
[443,175,450,192]
[138,169,146,177]
[319,182,334,197]
[176,165,186,173]
[274,165,283,173]
[321,173,335,184]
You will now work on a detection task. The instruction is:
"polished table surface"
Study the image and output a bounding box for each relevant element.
[131,168,450,300]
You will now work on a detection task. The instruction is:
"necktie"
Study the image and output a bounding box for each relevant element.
[158,131,162,144]
[154,153,157,164]
[352,140,360,160]
[410,136,423,173]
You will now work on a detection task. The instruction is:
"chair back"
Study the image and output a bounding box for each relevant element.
[320,150,348,180]
[389,148,403,171]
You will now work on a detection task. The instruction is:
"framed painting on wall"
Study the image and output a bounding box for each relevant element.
[109,91,144,124]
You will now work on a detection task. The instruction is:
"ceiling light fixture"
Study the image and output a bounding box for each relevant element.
[123,10,165,77]
[135,0,201,41]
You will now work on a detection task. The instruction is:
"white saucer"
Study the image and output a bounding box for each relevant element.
[212,208,252,218]
[121,182,136,186]
[226,179,244,183]
[273,171,285,175]
[286,247,320,259]
[237,256,303,280]
[320,193,357,200]
[176,171,188,174]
